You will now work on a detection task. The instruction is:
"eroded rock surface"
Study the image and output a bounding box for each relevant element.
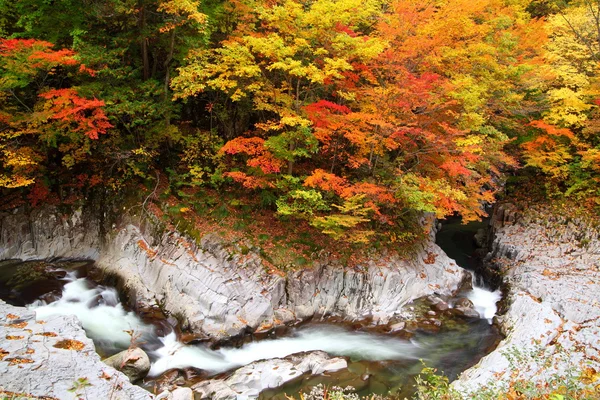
[0,300,153,400]
[103,347,151,383]
[192,351,347,400]
[454,203,600,394]
[0,207,468,339]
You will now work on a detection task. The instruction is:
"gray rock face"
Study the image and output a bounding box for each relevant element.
[156,387,194,400]
[0,300,153,400]
[192,351,347,400]
[451,298,479,319]
[0,208,101,261]
[103,347,151,383]
[453,203,600,395]
[0,207,469,340]
[172,387,194,400]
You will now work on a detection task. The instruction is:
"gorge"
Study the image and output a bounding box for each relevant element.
[0,206,503,399]
[2,0,600,398]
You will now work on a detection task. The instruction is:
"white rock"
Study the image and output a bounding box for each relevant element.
[192,351,346,400]
[0,300,153,400]
[0,207,469,340]
[454,204,600,395]
[103,347,151,383]
[171,387,193,400]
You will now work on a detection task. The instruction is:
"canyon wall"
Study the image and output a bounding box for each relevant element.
[0,207,468,339]
[453,203,600,394]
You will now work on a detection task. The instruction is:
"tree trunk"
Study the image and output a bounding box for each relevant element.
[287,141,296,175]
[139,3,150,80]
[164,28,176,128]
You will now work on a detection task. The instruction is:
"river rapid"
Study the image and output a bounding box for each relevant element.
[0,218,502,398]
[0,257,501,398]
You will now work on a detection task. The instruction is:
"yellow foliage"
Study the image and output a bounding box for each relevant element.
[541,6,600,128]
[172,0,387,122]
[157,0,206,32]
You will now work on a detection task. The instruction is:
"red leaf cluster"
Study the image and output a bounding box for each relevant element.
[220,137,283,174]
[40,89,112,140]
[0,38,77,67]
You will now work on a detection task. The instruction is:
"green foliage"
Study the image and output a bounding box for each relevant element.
[394,174,438,215]
[413,365,459,400]
[276,189,330,218]
[264,126,319,164]
[180,129,224,186]
[67,377,92,396]
[310,195,374,243]
[259,189,278,209]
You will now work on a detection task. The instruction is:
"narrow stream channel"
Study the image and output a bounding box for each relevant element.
[0,222,502,398]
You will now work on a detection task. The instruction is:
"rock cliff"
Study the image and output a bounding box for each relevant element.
[453,203,600,394]
[0,299,153,400]
[0,207,468,340]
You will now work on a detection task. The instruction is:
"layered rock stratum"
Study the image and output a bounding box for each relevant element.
[453,203,600,394]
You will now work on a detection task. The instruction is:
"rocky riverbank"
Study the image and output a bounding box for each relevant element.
[192,351,347,399]
[0,206,471,398]
[0,207,468,339]
[0,299,153,400]
[453,203,600,395]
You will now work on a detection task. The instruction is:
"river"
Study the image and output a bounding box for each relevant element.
[0,221,502,398]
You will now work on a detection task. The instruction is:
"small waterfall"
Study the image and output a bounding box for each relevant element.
[466,271,501,322]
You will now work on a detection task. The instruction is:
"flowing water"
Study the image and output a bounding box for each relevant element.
[467,284,502,321]
[149,327,422,377]
[31,271,155,352]
[435,217,503,322]
[0,219,502,399]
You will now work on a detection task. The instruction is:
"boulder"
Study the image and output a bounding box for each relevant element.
[103,347,151,383]
[0,300,153,400]
[154,388,195,400]
[389,321,406,332]
[452,298,479,319]
[427,295,450,312]
[172,387,194,400]
[192,351,347,400]
[453,307,480,319]
[454,298,474,308]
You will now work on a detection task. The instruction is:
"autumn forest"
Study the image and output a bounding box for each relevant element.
[1,0,599,250]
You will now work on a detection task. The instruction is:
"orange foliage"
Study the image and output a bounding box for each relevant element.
[225,171,274,189]
[522,120,580,180]
[304,169,348,196]
[529,120,576,140]
[220,137,283,175]
[220,137,266,156]
[137,240,158,258]
[40,89,112,140]
[343,182,396,204]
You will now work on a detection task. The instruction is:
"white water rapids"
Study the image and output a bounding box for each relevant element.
[30,272,153,348]
[149,327,421,377]
[466,272,502,322]
[468,287,502,321]
[28,270,501,377]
